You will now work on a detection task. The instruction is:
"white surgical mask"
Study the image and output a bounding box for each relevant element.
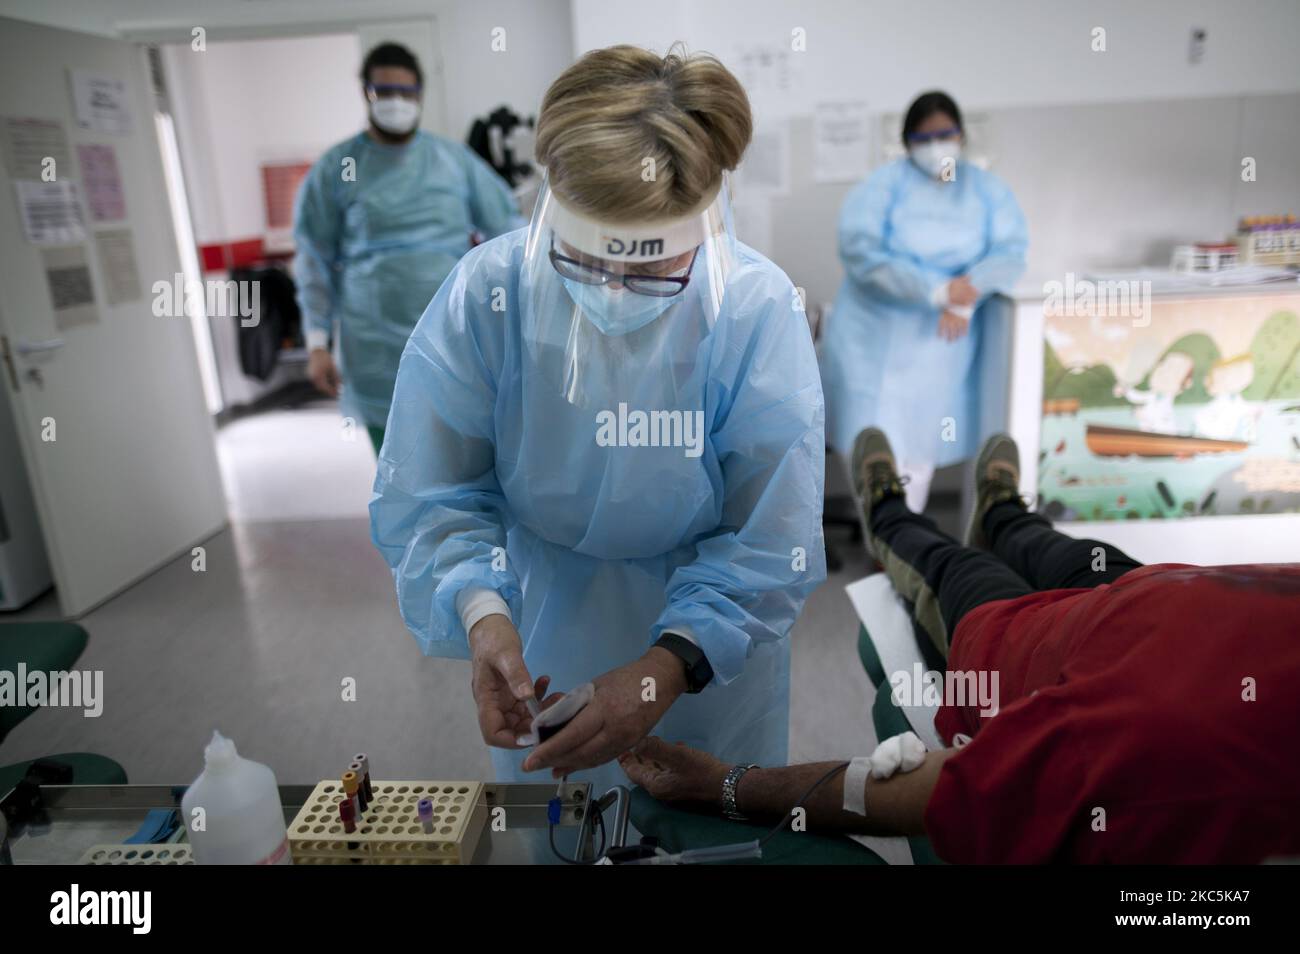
[370,97,421,135]
[910,140,961,179]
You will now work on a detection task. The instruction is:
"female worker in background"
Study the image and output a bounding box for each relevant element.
[820,91,1028,511]
[370,46,825,799]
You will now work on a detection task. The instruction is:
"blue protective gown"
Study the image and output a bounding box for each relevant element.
[821,158,1027,466]
[370,232,827,796]
[293,130,520,428]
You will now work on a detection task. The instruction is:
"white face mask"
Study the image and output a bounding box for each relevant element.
[370,97,421,135]
[911,140,961,179]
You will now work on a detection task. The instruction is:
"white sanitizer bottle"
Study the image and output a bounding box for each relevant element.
[181,731,291,865]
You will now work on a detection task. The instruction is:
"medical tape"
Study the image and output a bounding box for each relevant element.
[842,756,874,816]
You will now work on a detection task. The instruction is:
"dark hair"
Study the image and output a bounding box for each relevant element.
[360,42,422,88]
[901,91,962,147]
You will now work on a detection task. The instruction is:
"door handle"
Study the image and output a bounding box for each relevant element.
[15,337,66,356]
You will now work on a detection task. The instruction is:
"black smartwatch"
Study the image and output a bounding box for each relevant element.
[653,632,714,694]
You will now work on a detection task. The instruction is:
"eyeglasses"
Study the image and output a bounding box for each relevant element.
[366,83,421,102]
[548,239,697,297]
[906,127,962,145]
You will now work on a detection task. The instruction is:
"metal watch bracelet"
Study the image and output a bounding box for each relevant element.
[722,763,758,821]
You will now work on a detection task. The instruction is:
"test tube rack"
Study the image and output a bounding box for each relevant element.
[288,779,487,865]
[80,844,194,865]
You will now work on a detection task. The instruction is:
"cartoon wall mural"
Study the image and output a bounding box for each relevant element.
[1039,293,1300,521]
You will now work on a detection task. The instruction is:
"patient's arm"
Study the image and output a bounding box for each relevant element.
[619,736,953,838]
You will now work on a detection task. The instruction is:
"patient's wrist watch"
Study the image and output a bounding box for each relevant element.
[653,632,714,694]
[722,763,758,821]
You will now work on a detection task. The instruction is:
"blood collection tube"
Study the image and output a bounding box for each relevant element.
[348,761,369,812]
[339,797,357,834]
[418,797,434,835]
[342,771,362,818]
[353,753,374,801]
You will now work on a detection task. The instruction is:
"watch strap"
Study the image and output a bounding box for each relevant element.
[653,632,714,693]
[722,763,758,821]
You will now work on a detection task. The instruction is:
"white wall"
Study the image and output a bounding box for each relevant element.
[162,34,362,244]
[572,0,1300,306]
[435,0,573,140]
[0,0,574,142]
[572,0,1300,110]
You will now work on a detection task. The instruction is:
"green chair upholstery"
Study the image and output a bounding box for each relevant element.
[629,787,887,865]
[0,621,89,744]
[0,752,128,794]
[0,621,128,791]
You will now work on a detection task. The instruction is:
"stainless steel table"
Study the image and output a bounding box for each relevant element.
[1,781,611,865]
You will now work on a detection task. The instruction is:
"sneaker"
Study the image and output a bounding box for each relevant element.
[964,433,1025,549]
[851,427,905,522]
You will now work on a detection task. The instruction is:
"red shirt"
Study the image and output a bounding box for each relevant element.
[923,563,1300,864]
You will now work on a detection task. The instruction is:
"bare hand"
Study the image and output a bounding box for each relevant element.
[468,615,558,748]
[938,309,971,342]
[308,347,341,398]
[947,275,978,307]
[521,648,687,777]
[618,736,730,805]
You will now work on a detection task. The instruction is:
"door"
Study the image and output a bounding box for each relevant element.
[0,17,226,616]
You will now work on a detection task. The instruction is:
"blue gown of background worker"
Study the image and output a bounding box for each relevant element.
[820,98,1028,482]
[293,51,519,440]
[369,229,827,796]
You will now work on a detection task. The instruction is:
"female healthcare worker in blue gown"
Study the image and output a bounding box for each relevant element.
[370,47,826,801]
[821,91,1028,510]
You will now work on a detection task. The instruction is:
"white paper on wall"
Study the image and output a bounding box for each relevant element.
[77,143,127,221]
[733,123,790,197]
[731,42,805,122]
[70,70,133,135]
[93,228,141,305]
[14,180,86,245]
[813,101,872,184]
[2,116,72,180]
[41,245,98,330]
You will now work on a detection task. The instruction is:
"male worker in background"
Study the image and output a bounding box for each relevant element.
[294,42,521,452]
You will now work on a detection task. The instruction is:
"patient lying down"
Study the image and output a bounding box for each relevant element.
[628,430,1300,865]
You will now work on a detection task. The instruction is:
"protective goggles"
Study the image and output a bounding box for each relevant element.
[905,127,962,145]
[365,83,421,101]
[548,239,698,298]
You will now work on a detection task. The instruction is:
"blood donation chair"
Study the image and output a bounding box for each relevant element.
[629,574,945,865]
[0,621,127,795]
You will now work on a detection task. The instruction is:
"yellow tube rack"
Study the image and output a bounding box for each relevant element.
[288,779,487,865]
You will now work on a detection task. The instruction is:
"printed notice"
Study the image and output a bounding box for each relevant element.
[2,116,72,180]
[14,180,86,245]
[93,229,141,305]
[76,143,126,221]
[41,246,98,330]
[70,70,132,135]
[814,101,872,184]
[734,123,790,196]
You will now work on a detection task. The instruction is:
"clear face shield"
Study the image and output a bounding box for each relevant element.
[520,174,738,408]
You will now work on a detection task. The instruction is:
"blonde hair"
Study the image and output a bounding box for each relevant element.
[535,44,752,223]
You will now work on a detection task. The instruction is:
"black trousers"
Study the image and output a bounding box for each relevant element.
[866,497,1144,658]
